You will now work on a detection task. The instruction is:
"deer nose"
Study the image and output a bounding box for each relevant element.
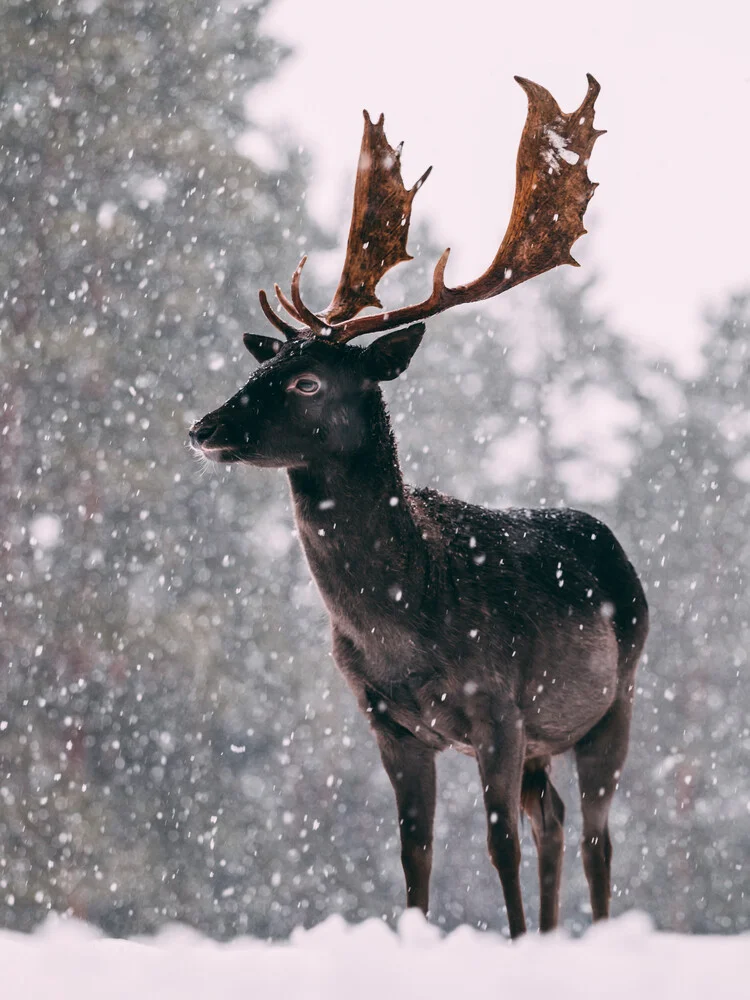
[189,420,218,446]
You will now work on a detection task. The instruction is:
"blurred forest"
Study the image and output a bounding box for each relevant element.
[0,0,747,938]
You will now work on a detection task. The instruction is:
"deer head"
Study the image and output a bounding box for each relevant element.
[190,75,603,467]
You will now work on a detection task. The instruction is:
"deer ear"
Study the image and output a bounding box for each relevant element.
[243,333,284,364]
[361,323,426,381]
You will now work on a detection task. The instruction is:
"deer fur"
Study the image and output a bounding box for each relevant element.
[190,328,648,936]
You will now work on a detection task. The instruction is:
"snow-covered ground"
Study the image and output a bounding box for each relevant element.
[2,911,747,999]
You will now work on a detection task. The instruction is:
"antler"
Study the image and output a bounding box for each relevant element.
[259,74,603,343]
[260,110,431,337]
[324,111,432,324]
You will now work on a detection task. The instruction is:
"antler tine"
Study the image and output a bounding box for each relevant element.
[274,283,304,324]
[579,72,606,136]
[290,257,329,334]
[411,247,453,313]
[431,247,452,296]
[258,288,302,340]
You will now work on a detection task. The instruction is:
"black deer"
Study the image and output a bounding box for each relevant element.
[190,76,648,937]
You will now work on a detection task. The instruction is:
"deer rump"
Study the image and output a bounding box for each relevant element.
[333,497,645,761]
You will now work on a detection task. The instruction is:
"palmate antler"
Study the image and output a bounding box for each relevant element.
[259,74,604,343]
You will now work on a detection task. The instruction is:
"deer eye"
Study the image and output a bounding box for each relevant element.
[290,375,321,395]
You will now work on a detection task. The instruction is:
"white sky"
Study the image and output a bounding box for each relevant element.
[252,0,750,374]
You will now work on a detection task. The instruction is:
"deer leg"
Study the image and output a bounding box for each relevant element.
[472,712,527,938]
[574,697,633,921]
[521,759,565,932]
[374,729,436,915]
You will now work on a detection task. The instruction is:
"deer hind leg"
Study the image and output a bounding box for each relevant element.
[472,709,527,938]
[521,758,565,932]
[574,696,633,921]
[374,728,436,915]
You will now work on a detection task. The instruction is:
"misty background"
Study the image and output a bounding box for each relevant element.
[0,0,747,938]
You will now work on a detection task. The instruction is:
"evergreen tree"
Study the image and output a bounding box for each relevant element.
[616,294,750,932]
[0,0,333,935]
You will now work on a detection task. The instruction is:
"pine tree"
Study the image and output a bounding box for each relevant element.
[0,0,331,934]
[616,294,750,932]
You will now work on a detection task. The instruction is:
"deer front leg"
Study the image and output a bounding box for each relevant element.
[331,630,436,914]
[374,728,436,915]
[471,704,527,938]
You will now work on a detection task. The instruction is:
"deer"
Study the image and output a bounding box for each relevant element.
[189,75,649,938]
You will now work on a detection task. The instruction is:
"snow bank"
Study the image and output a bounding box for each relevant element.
[1,911,746,999]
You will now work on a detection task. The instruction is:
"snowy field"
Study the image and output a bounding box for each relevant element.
[2,911,747,1000]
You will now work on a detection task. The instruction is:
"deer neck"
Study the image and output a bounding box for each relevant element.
[286,409,426,629]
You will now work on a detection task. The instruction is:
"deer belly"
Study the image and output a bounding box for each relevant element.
[522,635,619,755]
[369,683,476,754]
